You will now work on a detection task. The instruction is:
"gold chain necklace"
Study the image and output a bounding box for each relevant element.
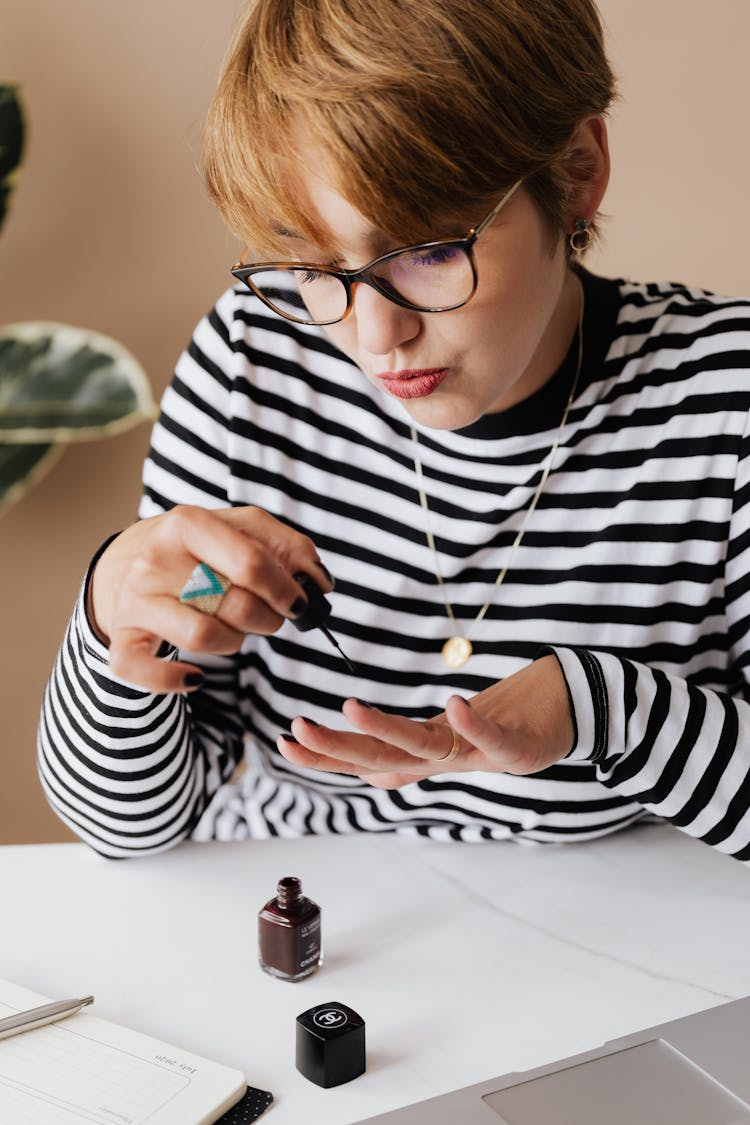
[411,290,585,669]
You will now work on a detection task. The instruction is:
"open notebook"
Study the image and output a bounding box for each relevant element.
[0,979,259,1125]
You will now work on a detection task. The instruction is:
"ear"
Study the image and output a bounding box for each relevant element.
[561,115,610,228]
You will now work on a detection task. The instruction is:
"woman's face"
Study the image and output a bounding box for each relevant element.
[282,147,582,431]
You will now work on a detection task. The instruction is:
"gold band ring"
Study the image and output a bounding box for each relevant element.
[178,562,231,617]
[432,724,462,764]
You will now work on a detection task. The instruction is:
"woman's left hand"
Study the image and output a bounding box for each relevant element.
[276,654,576,787]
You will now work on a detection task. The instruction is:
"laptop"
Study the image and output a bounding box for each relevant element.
[354,996,750,1124]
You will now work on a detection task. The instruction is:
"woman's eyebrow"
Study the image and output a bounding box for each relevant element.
[268,219,398,262]
[270,220,305,239]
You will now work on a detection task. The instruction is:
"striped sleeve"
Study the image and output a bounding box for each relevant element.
[37,296,249,858]
[554,645,750,858]
[37,555,247,859]
[552,405,750,860]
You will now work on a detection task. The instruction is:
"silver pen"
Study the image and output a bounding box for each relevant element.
[0,995,94,1040]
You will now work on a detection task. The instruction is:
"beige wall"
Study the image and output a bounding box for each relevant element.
[1,1,748,844]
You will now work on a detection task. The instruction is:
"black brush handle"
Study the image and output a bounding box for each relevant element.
[291,572,332,632]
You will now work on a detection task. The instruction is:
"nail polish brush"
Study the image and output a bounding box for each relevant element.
[292,572,356,673]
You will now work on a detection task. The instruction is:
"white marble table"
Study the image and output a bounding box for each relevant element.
[1,824,749,1124]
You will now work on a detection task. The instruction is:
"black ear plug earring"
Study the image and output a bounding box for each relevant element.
[291,572,356,673]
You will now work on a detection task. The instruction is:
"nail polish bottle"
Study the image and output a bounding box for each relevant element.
[258,876,322,982]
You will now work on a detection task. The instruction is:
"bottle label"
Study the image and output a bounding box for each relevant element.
[296,913,321,967]
[258,901,321,978]
[298,915,321,968]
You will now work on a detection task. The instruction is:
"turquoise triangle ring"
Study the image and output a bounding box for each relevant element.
[178,561,231,617]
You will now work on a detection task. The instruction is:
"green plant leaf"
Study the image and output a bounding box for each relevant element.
[0,441,62,511]
[0,84,24,232]
[0,321,156,440]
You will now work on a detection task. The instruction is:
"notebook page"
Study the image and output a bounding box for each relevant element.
[0,981,246,1125]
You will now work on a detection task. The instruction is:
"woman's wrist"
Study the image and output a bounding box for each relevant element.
[82,531,123,647]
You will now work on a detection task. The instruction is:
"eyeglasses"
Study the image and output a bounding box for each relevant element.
[231,179,523,326]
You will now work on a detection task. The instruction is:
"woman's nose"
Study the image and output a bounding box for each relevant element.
[349,281,422,355]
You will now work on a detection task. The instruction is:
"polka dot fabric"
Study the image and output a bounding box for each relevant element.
[216,1085,273,1122]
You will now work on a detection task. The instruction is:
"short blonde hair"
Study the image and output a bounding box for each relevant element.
[203,0,616,255]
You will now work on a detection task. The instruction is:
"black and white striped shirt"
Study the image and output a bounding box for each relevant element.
[38,269,750,860]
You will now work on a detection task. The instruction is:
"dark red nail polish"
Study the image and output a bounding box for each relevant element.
[280,732,299,744]
[183,672,204,688]
[316,561,335,588]
[301,716,319,726]
[258,876,321,982]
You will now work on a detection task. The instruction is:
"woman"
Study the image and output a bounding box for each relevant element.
[39,0,750,859]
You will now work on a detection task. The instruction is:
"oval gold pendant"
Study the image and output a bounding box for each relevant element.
[441,636,473,669]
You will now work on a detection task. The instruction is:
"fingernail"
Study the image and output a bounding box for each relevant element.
[280,732,299,744]
[289,595,308,618]
[315,560,336,588]
[183,672,204,689]
[355,698,375,709]
[301,716,319,726]
[449,694,471,707]
[156,639,175,659]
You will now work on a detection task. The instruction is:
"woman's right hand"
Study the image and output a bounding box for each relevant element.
[89,505,332,694]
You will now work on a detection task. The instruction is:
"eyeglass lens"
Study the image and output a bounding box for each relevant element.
[250,244,475,324]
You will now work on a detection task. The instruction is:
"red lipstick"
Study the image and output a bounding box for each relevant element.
[377,368,448,399]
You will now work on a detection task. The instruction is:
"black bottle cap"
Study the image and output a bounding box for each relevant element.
[292,572,332,632]
[295,1001,366,1088]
